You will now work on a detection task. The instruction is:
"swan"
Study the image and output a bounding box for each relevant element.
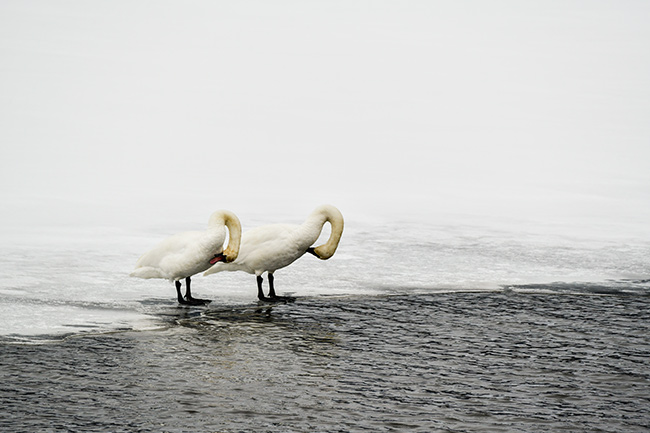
[130,210,242,305]
[204,204,344,302]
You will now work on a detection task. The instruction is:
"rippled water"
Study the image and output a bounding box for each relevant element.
[2,291,649,432]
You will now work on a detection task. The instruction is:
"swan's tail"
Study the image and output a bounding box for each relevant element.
[130,267,166,279]
[204,262,244,276]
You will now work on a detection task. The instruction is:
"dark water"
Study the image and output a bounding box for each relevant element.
[2,291,649,432]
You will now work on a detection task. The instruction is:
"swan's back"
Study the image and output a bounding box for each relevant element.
[207,223,317,275]
[204,205,342,278]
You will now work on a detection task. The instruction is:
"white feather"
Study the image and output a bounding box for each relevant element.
[204,205,344,278]
[131,210,242,282]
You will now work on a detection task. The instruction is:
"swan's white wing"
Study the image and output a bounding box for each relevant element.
[134,231,203,267]
[237,224,295,257]
[237,224,313,273]
[204,224,299,275]
[133,230,225,280]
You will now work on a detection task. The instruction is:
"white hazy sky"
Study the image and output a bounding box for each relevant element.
[1,0,649,227]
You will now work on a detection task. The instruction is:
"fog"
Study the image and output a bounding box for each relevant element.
[1,0,649,233]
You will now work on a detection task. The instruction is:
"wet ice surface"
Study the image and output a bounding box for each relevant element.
[1,292,649,432]
[1,216,648,339]
[1,217,649,431]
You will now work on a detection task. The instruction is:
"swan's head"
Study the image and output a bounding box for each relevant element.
[209,252,227,265]
[307,246,330,260]
[311,244,336,260]
[223,248,238,263]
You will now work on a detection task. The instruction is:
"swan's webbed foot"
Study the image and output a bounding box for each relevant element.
[184,296,212,306]
[175,277,211,306]
[176,295,211,306]
[256,274,295,304]
[257,295,296,304]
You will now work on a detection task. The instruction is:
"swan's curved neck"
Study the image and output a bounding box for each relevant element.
[209,210,242,262]
[222,212,242,262]
[309,206,344,260]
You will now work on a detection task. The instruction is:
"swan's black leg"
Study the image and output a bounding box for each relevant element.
[183,276,211,305]
[184,276,193,299]
[268,273,277,298]
[257,275,266,301]
[176,280,189,305]
[266,273,295,303]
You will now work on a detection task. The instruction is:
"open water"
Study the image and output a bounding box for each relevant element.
[1,213,649,432]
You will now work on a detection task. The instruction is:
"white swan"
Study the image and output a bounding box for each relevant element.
[130,210,242,305]
[204,204,344,302]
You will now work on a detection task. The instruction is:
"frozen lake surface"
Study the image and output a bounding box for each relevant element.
[1,213,649,431]
[1,212,648,339]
